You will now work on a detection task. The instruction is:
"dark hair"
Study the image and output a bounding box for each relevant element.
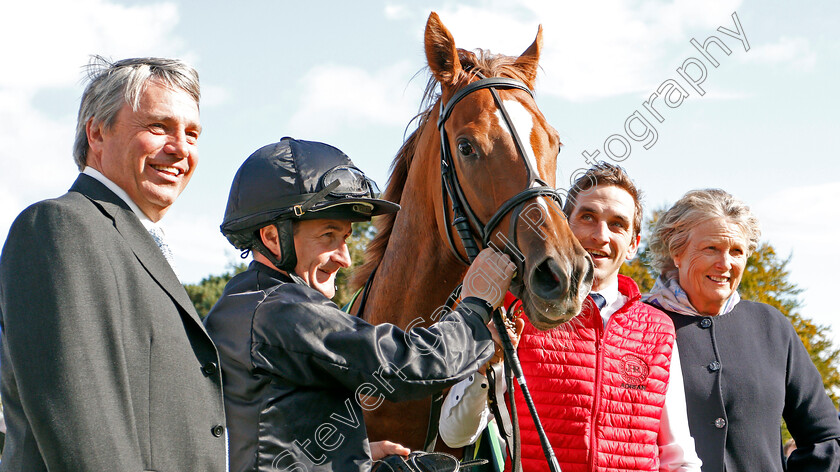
[563,162,643,238]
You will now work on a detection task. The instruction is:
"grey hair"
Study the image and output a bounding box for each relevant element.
[72,56,200,170]
[649,188,761,274]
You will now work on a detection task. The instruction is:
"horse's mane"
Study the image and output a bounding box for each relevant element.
[350,48,536,291]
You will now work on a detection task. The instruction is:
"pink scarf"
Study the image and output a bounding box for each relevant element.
[642,270,740,317]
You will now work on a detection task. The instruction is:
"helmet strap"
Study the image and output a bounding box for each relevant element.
[293,180,340,218]
[252,220,307,287]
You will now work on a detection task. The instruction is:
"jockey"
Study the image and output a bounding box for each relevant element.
[204,137,516,472]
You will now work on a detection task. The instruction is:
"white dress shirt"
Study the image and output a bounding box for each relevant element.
[439,282,702,471]
[82,167,179,276]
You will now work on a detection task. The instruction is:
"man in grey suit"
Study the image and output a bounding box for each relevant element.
[0,57,227,471]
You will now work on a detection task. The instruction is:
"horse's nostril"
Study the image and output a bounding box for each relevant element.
[572,254,595,292]
[530,258,568,300]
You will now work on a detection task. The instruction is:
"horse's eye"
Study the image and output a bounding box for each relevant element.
[457,139,477,158]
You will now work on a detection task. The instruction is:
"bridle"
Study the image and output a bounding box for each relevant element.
[437,75,564,268]
[353,73,566,471]
[350,73,564,472]
[434,74,565,472]
[357,75,563,316]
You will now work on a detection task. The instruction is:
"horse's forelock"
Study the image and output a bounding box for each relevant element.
[458,48,537,89]
[350,48,536,293]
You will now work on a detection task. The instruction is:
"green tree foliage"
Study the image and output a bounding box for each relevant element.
[333,220,376,308]
[620,247,655,294]
[620,209,661,293]
[621,212,840,406]
[622,212,840,442]
[739,244,840,404]
[738,244,801,314]
[184,262,248,318]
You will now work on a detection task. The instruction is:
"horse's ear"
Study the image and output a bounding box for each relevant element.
[425,12,462,87]
[514,25,543,88]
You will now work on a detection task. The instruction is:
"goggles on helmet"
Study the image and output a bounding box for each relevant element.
[320,165,379,199]
[292,165,381,218]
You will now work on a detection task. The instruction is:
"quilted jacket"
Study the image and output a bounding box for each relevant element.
[514,275,676,471]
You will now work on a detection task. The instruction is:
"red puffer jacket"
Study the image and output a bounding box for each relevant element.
[511,275,675,472]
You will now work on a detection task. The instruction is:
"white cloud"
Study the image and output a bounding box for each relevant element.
[286,61,425,136]
[698,89,751,100]
[752,182,840,342]
[200,84,231,108]
[0,0,198,252]
[0,186,24,242]
[418,0,744,101]
[0,88,78,242]
[384,3,413,20]
[165,210,234,283]
[0,0,182,91]
[753,181,840,250]
[742,37,816,71]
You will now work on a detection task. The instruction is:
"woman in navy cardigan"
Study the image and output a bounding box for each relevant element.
[643,188,840,472]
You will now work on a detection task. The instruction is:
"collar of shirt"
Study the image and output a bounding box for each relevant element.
[592,279,627,327]
[82,167,158,232]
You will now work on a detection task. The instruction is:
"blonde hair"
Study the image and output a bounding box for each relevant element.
[649,189,760,274]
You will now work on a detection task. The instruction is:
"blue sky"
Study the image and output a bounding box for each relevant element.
[2,0,838,342]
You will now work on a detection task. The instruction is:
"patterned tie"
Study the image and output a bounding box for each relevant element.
[148,225,178,274]
[590,292,607,310]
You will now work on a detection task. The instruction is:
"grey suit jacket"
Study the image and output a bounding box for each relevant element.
[0,174,227,471]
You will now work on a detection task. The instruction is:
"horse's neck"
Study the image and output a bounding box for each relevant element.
[365,242,465,328]
[363,186,467,328]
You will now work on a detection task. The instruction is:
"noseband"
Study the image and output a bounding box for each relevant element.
[438,76,563,267]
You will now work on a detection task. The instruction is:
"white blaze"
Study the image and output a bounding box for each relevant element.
[495,100,550,212]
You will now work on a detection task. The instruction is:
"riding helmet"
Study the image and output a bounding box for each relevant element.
[221,137,399,271]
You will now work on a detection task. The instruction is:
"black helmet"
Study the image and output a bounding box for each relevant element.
[221,137,399,272]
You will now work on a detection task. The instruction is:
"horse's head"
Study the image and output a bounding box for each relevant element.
[425,12,593,329]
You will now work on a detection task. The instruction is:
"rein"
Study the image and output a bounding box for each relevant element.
[354,74,562,472]
[436,75,563,472]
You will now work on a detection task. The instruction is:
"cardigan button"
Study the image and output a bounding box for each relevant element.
[714,418,726,429]
[212,424,225,437]
[708,361,721,372]
[699,317,712,328]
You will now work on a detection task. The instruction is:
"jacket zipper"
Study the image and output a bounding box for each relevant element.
[588,312,607,471]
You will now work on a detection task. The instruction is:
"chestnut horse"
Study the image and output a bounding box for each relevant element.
[350,13,593,450]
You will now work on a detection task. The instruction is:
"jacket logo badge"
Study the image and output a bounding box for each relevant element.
[620,354,649,390]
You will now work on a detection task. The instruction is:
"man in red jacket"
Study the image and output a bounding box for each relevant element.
[439,163,702,472]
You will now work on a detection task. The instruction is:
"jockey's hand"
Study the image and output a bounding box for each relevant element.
[490,314,525,351]
[480,315,525,374]
[462,248,515,309]
[371,440,410,461]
